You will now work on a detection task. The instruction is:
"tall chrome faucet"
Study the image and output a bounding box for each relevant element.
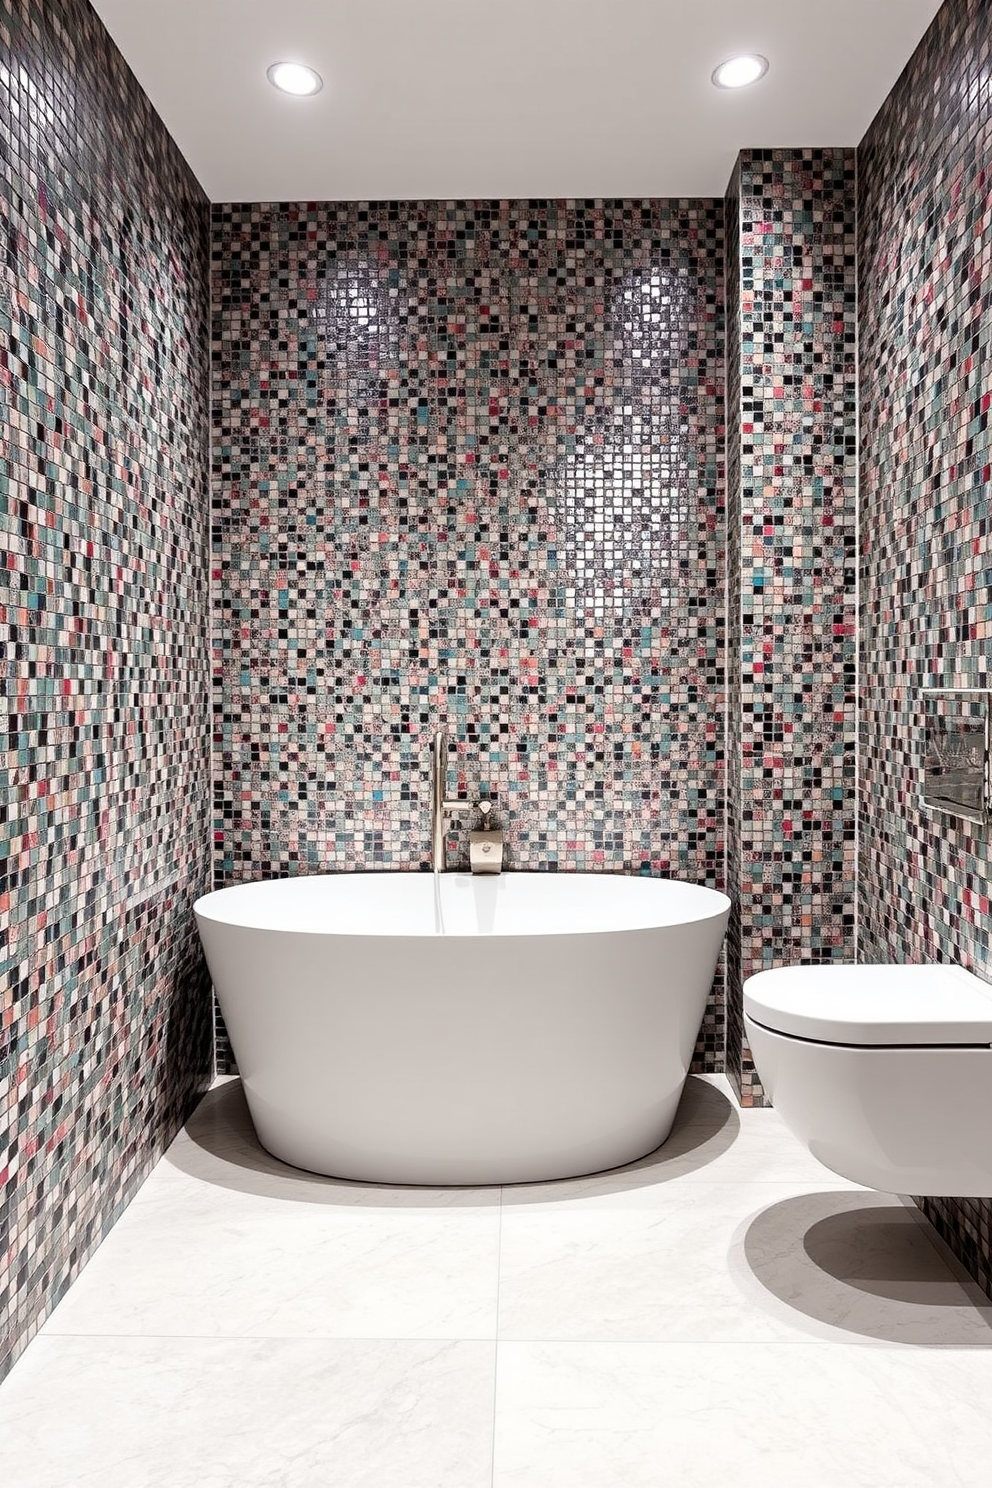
[431,728,473,872]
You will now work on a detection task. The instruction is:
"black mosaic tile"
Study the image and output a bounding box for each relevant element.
[725,150,859,1104]
[0,0,212,1380]
[211,199,728,1075]
[859,0,992,1299]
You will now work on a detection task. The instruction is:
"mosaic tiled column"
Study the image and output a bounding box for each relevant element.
[725,149,858,1104]
[859,0,992,1299]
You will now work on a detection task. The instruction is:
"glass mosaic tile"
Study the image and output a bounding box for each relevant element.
[859,0,992,1300]
[0,0,212,1380]
[725,149,859,1106]
[210,199,728,1073]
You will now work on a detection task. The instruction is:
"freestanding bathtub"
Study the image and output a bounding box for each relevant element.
[194,872,730,1185]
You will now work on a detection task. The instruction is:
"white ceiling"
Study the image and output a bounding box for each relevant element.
[89,0,944,202]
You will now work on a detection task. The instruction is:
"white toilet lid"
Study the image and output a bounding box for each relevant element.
[743,963,992,1045]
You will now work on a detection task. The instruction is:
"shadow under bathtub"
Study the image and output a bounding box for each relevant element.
[161,1073,740,1203]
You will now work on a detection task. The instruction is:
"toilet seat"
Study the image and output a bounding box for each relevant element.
[744,963,992,1046]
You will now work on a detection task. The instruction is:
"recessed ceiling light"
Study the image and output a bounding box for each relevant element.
[267,61,324,97]
[711,54,769,90]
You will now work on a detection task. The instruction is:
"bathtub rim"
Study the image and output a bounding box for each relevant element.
[193,869,732,940]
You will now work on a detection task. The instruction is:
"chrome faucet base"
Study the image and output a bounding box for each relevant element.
[469,798,504,873]
[431,729,505,874]
[469,830,503,873]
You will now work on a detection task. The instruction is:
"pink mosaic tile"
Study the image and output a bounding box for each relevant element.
[211,199,727,1071]
[860,0,992,1299]
[725,149,859,1105]
[0,0,212,1379]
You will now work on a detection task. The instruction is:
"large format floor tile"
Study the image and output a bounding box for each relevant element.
[498,1180,992,1345]
[499,1179,820,1342]
[727,1184,992,1346]
[492,1340,992,1487]
[42,1175,500,1340]
[0,1335,496,1488]
[2,1073,991,1488]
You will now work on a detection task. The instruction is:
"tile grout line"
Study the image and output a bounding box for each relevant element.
[26,1334,990,1350]
[29,1331,508,1345]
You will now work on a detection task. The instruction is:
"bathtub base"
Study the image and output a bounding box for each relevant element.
[244,1083,685,1186]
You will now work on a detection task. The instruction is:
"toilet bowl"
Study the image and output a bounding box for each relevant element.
[743,963,992,1196]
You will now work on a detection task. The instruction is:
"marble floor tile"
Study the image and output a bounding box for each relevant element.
[727,1184,992,1346]
[0,1335,496,1488]
[655,1105,863,1186]
[148,1078,269,1184]
[498,1180,992,1345]
[492,1340,992,1488]
[5,1073,992,1488]
[499,1179,812,1342]
[41,1176,501,1341]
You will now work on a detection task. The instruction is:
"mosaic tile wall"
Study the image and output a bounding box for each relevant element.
[858,0,992,1299]
[212,200,726,1070]
[0,0,212,1379]
[725,150,859,1104]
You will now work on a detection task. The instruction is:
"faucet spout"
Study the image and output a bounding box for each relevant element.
[431,728,448,873]
[431,727,472,872]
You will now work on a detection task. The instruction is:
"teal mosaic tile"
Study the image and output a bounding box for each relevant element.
[725,149,859,1105]
[859,0,992,1299]
[211,200,727,1072]
[0,0,212,1379]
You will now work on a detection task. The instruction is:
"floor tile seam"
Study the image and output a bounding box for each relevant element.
[104,1185,863,1217]
[21,1332,992,1357]
[490,1337,992,1355]
[126,1206,506,1220]
[29,1330,502,1345]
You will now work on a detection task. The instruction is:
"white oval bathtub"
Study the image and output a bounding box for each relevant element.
[194,872,730,1184]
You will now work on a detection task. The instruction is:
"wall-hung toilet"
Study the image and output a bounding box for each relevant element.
[743,964,992,1196]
